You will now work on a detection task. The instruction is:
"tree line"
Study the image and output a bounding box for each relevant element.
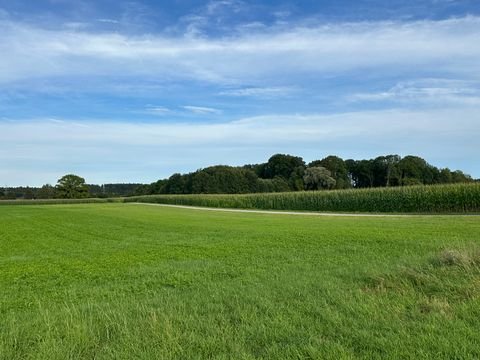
[1,154,475,200]
[135,154,475,195]
[0,175,142,200]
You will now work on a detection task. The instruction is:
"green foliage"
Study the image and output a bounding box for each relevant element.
[372,155,402,187]
[398,156,431,185]
[1,204,480,358]
[126,183,480,213]
[190,166,258,194]
[303,166,336,190]
[2,153,475,200]
[256,176,291,193]
[143,152,474,195]
[346,159,375,187]
[263,154,305,179]
[55,174,89,199]
[37,184,56,199]
[309,155,350,189]
[88,183,142,197]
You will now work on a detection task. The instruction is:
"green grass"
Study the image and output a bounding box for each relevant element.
[0,198,121,205]
[126,183,480,213]
[1,204,480,359]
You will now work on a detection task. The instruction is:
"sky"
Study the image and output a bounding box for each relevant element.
[1,0,479,186]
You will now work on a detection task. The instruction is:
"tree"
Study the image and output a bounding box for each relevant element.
[37,184,56,199]
[263,154,305,181]
[256,177,291,192]
[190,166,259,194]
[55,174,89,199]
[309,155,350,189]
[303,167,336,190]
[346,159,375,188]
[162,173,189,194]
[372,155,401,187]
[23,187,35,199]
[397,156,431,185]
[451,170,473,183]
[288,166,305,191]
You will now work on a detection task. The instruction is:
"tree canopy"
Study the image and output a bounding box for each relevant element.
[303,167,336,190]
[55,174,89,199]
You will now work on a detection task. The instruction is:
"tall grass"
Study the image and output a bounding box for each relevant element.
[2,204,479,358]
[125,183,480,213]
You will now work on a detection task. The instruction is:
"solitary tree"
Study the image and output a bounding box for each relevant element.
[303,167,336,190]
[55,174,89,199]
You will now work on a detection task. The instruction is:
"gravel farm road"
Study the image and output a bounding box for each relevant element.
[130,202,478,217]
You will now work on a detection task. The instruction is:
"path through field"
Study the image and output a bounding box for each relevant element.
[131,202,478,217]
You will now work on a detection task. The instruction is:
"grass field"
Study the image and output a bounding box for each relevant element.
[1,204,480,359]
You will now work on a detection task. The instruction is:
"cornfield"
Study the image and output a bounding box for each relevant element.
[125,183,480,213]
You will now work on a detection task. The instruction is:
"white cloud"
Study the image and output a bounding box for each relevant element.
[97,18,120,24]
[219,86,297,98]
[183,105,221,114]
[1,107,479,185]
[206,0,244,15]
[350,79,480,105]
[144,106,171,115]
[1,15,480,185]
[0,16,479,86]
[63,22,90,30]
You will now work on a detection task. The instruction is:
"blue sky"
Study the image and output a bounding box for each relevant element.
[1,0,479,186]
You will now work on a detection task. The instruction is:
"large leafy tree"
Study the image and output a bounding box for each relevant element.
[55,174,89,199]
[309,155,350,189]
[372,155,401,187]
[397,156,432,185]
[303,167,336,190]
[263,154,305,180]
[346,159,375,188]
[163,173,190,194]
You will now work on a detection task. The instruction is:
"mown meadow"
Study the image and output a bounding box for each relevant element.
[1,203,480,359]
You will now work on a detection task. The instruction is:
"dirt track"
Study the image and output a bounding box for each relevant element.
[131,202,465,217]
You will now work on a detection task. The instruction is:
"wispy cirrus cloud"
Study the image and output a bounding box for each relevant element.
[144,105,171,115]
[350,79,480,105]
[143,105,221,116]
[183,105,221,114]
[97,18,120,24]
[1,16,480,87]
[219,86,298,98]
[178,0,247,37]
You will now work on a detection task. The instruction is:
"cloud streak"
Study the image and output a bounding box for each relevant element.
[219,86,297,98]
[350,79,480,105]
[0,16,479,87]
[183,105,221,114]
